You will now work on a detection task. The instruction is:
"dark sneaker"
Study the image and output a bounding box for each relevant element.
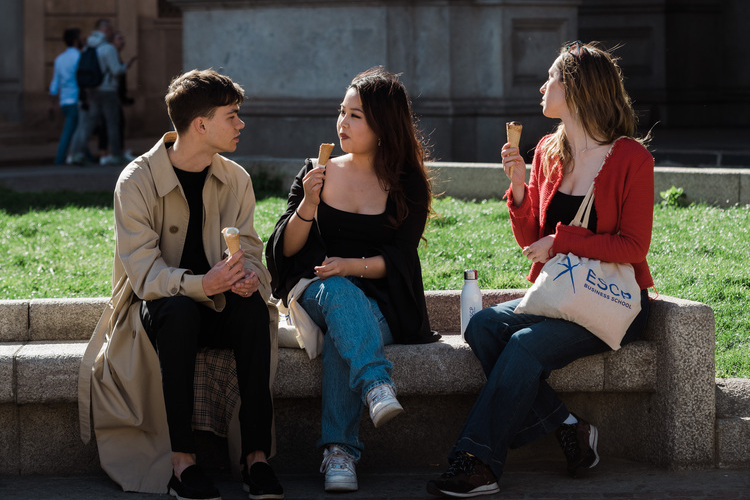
[242,461,284,499]
[555,414,600,477]
[168,465,221,500]
[426,451,499,497]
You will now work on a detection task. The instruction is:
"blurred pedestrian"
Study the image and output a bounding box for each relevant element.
[98,30,137,164]
[48,28,83,165]
[72,18,135,166]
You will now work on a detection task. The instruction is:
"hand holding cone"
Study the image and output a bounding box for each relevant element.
[505,121,523,177]
[222,227,240,255]
[317,143,334,168]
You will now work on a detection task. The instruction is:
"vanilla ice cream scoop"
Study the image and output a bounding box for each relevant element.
[222,226,240,255]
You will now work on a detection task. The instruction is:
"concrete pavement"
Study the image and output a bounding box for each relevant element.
[1,459,748,499]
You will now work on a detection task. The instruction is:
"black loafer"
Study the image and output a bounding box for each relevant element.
[242,462,284,499]
[168,465,222,500]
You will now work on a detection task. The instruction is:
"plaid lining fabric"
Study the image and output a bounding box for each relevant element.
[192,348,239,437]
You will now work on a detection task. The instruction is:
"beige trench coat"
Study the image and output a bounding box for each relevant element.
[78,132,278,493]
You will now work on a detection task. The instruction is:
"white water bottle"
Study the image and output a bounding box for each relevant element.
[461,269,482,340]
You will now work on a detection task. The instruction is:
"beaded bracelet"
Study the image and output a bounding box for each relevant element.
[360,256,368,278]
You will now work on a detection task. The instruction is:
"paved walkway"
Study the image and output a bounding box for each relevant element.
[1,459,748,499]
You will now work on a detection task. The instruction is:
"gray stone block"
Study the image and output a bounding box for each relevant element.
[15,341,87,404]
[549,353,605,392]
[429,162,511,200]
[741,170,750,206]
[0,299,28,342]
[0,343,22,403]
[424,289,525,334]
[653,167,742,207]
[0,404,19,474]
[716,378,750,417]
[646,296,716,468]
[604,341,657,392]
[716,417,750,467]
[389,336,485,395]
[29,297,107,341]
[18,403,99,474]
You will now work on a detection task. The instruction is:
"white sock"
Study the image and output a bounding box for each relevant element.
[563,414,578,425]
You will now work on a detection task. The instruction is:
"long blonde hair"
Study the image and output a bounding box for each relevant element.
[541,42,645,178]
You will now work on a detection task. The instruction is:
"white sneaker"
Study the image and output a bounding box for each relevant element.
[365,383,403,428]
[320,445,358,492]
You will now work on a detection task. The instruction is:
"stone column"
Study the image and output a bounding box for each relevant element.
[171,0,580,162]
[0,0,26,121]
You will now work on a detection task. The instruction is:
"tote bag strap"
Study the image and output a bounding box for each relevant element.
[571,181,595,228]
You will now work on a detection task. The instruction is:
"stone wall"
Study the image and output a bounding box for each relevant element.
[173,0,581,163]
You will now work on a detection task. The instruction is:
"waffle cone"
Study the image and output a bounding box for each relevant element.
[317,143,335,167]
[506,121,523,148]
[222,227,241,255]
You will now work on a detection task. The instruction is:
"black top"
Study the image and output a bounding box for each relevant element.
[317,200,392,259]
[174,165,210,275]
[545,190,597,235]
[266,159,440,345]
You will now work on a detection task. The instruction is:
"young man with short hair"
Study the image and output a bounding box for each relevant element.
[79,69,283,500]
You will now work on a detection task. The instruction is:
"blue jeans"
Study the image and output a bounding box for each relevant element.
[55,104,79,164]
[299,277,394,462]
[452,290,649,480]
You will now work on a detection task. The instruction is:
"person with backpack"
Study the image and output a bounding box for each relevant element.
[71,18,135,166]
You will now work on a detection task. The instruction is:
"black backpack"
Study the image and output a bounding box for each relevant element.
[76,46,104,89]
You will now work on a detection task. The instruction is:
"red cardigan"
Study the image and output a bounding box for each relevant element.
[505,135,655,290]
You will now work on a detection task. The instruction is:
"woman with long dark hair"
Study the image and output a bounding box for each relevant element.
[267,66,439,493]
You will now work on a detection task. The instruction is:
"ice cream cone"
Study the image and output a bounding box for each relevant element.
[222,227,240,255]
[317,143,335,168]
[506,121,523,176]
[506,121,522,148]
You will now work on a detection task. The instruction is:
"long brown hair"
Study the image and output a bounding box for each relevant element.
[348,67,432,227]
[541,42,645,178]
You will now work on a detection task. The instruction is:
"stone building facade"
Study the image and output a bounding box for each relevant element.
[3,0,748,162]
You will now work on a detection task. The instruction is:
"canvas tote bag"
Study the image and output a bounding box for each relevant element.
[513,181,641,350]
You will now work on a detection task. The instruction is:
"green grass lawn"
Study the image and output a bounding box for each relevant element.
[1,186,748,377]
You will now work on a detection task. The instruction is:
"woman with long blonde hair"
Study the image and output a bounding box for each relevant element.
[428,42,654,498]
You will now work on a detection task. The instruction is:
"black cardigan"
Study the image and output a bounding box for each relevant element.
[266,159,440,345]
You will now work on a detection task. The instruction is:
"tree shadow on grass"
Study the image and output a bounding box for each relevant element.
[0,185,113,214]
[0,171,286,214]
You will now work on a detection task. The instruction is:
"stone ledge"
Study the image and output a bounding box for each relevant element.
[716,378,750,417]
[234,158,750,208]
[715,417,750,467]
[2,336,657,404]
[0,299,27,342]
[29,298,108,342]
[0,292,718,470]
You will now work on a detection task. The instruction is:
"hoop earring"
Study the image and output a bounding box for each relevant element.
[378,138,382,147]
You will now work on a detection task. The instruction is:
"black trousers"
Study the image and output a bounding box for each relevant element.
[140,292,272,460]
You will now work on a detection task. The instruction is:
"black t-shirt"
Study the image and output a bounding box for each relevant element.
[173,165,211,275]
[545,190,597,234]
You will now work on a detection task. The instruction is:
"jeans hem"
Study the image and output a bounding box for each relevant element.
[452,437,504,481]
